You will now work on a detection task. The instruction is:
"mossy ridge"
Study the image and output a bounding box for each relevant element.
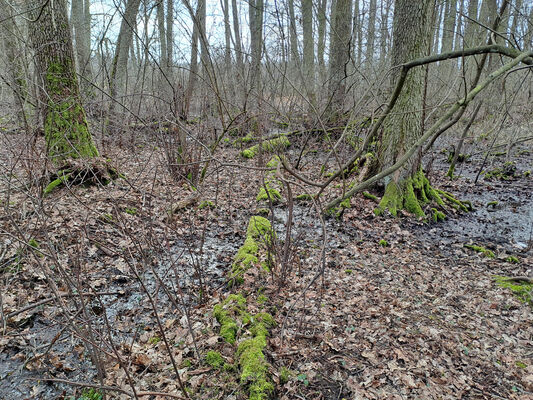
[493,276,533,307]
[374,169,469,220]
[237,313,276,400]
[212,292,276,400]
[231,216,274,286]
[241,136,290,159]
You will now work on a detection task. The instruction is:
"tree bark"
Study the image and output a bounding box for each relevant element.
[0,0,28,130]
[376,0,434,218]
[317,0,327,81]
[301,0,315,104]
[288,0,299,66]
[442,0,458,52]
[27,0,98,161]
[110,0,142,100]
[232,0,244,76]
[184,0,200,116]
[328,0,352,114]
[249,0,264,109]
[365,0,377,65]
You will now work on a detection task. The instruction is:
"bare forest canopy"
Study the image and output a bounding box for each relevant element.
[1,0,532,399]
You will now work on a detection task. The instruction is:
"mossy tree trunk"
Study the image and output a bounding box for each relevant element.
[28,0,98,162]
[376,0,435,218]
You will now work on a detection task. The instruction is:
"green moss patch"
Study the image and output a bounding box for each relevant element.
[205,351,225,369]
[213,294,247,344]
[241,136,290,159]
[493,276,533,307]
[464,244,495,258]
[256,185,281,203]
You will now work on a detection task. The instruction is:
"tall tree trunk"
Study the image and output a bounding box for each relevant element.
[376,0,434,218]
[184,1,200,116]
[110,0,142,101]
[288,0,299,66]
[232,0,244,77]
[464,0,479,46]
[432,1,444,53]
[156,0,168,70]
[249,0,264,110]
[301,0,315,104]
[454,0,465,50]
[352,0,360,65]
[72,0,92,90]
[328,0,352,114]
[379,0,392,67]
[166,0,173,68]
[221,0,235,101]
[365,0,377,66]
[27,0,98,161]
[317,0,327,82]
[0,0,28,130]
[442,0,458,52]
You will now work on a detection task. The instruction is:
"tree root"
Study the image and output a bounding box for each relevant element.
[374,169,471,220]
[43,158,120,197]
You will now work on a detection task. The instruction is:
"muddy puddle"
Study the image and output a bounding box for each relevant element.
[417,142,532,254]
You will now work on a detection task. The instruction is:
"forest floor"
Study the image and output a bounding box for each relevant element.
[0,124,532,400]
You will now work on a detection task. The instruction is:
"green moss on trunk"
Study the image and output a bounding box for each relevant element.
[375,169,451,219]
[44,61,98,162]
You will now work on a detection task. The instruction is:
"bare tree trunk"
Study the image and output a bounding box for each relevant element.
[454,0,465,50]
[232,0,244,77]
[328,0,352,114]
[379,0,392,67]
[365,0,377,66]
[317,0,327,82]
[71,0,92,92]
[432,1,444,53]
[0,0,28,130]
[442,0,458,52]
[288,0,299,67]
[464,0,479,46]
[156,0,168,70]
[166,0,173,67]
[110,0,142,101]
[301,0,315,105]
[221,0,235,101]
[184,1,200,116]
[249,0,264,110]
[27,0,98,161]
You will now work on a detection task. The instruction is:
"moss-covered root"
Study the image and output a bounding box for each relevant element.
[375,169,468,219]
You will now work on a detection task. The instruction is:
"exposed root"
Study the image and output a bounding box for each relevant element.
[374,169,470,220]
[43,158,120,197]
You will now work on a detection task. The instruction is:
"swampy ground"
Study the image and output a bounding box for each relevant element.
[1,123,532,400]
